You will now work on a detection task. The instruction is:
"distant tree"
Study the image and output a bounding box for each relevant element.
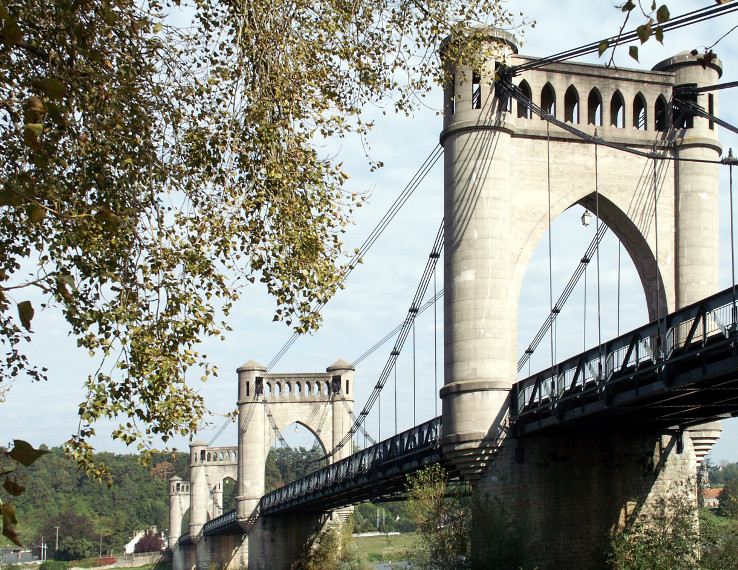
[149,462,175,480]
[406,464,470,569]
[264,446,326,493]
[134,530,164,553]
[55,537,96,562]
[700,511,738,570]
[38,508,96,548]
[718,479,738,519]
[292,518,361,570]
[709,461,738,487]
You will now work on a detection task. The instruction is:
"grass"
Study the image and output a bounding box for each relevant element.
[354,533,415,564]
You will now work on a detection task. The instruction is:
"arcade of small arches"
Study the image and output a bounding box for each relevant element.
[448,45,718,136]
[242,377,350,398]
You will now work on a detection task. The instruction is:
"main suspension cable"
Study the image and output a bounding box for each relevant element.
[327,221,444,459]
[266,144,444,372]
[507,2,738,75]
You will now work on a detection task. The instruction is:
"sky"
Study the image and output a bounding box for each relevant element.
[3,0,738,465]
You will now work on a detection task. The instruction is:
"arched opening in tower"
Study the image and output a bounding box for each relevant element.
[221,477,237,513]
[265,422,327,493]
[517,205,648,380]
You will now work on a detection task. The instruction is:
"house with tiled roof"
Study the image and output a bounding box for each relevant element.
[704,487,722,509]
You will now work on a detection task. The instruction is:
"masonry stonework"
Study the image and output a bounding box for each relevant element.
[441,29,723,566]
[171,360,355,570]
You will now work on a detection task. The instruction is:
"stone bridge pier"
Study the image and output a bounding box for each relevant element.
[440,29,724,568]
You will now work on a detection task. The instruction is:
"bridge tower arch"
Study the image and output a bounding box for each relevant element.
[441,28,724,567]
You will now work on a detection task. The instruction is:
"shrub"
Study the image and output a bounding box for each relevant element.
[40,561,69,570]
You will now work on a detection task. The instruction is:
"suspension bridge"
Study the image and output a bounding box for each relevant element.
[170,5,738,569]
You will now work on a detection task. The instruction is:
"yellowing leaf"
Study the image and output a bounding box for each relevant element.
[637,22,653,44]
[2,503,22,547]
[27,204,46,223]
[153,22,163,33]
[598,40,610,57]
[35,78,67,100]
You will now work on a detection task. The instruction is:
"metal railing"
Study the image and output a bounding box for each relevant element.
[512,287,738,431]
[261,417,444,514]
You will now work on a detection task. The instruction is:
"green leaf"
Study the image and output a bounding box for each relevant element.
[8,440,48,467]
[656,5,670,23]
[655,26,664,44]
[629,45,639,62]
[23,123,42,149]
[621,0,636,12]
[26,204,46,223]
[34,78,67,100]
[0,187,24,207]
[17,301,34,331]
[3,478,25,497]
[0,22,22,46]
[2,503,22,547]
[598,40,610,57]
[637,22,653,44]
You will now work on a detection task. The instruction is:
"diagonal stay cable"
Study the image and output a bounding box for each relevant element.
[351,288,445,368]
[326,220,444,459]
[207,146,443,447]
[518,223,609,373]
[266,144,444,372]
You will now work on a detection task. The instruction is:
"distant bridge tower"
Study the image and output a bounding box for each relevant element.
[170,359,355,570]
[440,28,723,567]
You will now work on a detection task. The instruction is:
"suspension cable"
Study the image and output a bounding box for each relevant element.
[583,262,587,353]
[266,144,444,372]
[351,289,444,367]
[547,121,555,371]
[595,133,602,357]
[506,2,738,75]
[326,221,444,459]
[433,264,438,417]
[727,149,737,322]
[653,150,662,348]
[519,223,607,373]
[205,145,444,448]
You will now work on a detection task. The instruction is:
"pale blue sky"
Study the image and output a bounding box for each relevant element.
[4,0,737,463]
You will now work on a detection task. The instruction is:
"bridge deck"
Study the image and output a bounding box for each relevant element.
[201,289,738,538]
[511,287,738,436]
[202,417,456,535]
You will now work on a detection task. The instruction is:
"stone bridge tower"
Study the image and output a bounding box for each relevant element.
[235,359,355,523]
[170,359,355,570]
[440,29,723,567]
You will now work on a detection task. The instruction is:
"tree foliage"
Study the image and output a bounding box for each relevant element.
[718,479,738,519]
[133,530,164,553]
[0,440,48,546]
[292,518,361,570]
[3,447,187,550]
[0,0,516,471]
[608,480,700,570]
[264,445,326,493]
[708,460,738,487]
[405,464,470,570]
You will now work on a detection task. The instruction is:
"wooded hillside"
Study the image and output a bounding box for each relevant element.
[4,447,188,557]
